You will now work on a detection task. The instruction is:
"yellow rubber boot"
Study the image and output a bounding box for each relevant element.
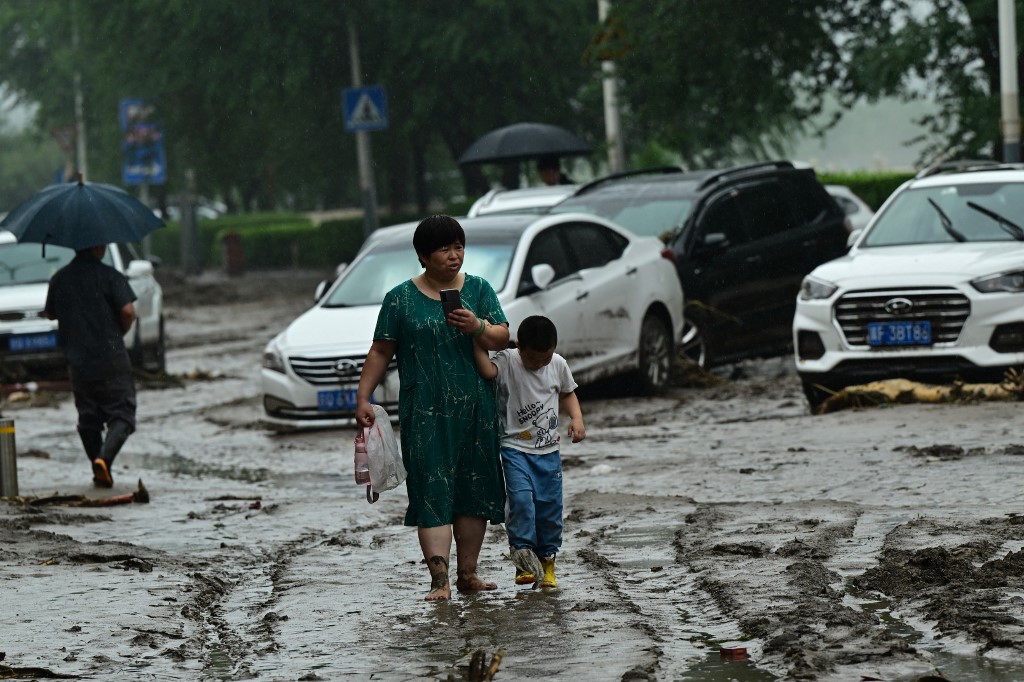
[540,556,557,589]
[515,569,536,585]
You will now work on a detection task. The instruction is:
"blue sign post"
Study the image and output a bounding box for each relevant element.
[343,86,388,132]
[119,98,167,185]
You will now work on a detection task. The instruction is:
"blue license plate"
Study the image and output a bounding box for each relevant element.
[317,388,358,411]
[867,321,932,346]
[8,332,58,353]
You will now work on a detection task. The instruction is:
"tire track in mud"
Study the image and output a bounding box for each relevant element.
[171,527,358,678]
[675,500,929,679]
[852,516,1024,659]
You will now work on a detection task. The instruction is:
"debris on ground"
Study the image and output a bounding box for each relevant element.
[23,480,150,507]
[669,358,727,388]
[819,372,1024,414]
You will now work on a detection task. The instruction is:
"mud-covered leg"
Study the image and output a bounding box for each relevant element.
[426,555,451,601]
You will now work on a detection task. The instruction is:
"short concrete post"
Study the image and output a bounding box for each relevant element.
[0,417,18,497]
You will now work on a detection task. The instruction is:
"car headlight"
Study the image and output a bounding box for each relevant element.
[262,343,286,373]
[970,270,1024,293]
[799,275,838,301]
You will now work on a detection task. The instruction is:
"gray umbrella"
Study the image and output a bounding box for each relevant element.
[458,122,592,165]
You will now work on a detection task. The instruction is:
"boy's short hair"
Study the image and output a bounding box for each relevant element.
[413,215,465,259]
[517,315,557,351]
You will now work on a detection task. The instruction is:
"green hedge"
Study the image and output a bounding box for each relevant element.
[817,170,915,211]
[148,211,425,270]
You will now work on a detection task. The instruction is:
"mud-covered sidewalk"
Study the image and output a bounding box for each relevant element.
[2,268,1024,681]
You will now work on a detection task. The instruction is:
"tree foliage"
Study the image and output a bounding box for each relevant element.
[837,0,1020,163]
[1,0,1019,213]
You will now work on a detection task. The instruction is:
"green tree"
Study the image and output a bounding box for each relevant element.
[837,0,1020,164]
[604,1,898,168]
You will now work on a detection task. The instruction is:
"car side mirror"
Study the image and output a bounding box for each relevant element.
[531,263,555,290]
[694,232,729,258]
[314,280,329,301]
[846,229,862,249]
[126,260,154,278]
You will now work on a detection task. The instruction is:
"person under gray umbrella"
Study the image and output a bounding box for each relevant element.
[45,242,138,487]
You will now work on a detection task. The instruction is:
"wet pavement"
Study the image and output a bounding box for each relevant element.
[2,269,1024,681]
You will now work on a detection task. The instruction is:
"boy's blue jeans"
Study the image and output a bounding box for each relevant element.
[500,446,563,558]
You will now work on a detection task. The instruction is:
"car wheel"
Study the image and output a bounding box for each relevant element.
[638,313,672,394]
[680,316,707,368]
[801,377,832,415]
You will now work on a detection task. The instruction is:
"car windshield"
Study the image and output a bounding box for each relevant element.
[322,236,517,307]
[863,182,1024,246]
[0,242,76,286]
[551,185,694,240]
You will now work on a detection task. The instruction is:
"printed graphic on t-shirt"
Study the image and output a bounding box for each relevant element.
[514,404,558,449]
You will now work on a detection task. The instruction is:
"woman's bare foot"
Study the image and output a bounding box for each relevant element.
[455,570,497,592]
[425,555,451,601]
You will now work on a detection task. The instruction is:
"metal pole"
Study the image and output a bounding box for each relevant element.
[71,0,88,179]
[598,0,626,173]
[348,20,380,239]
[0,418,18,498]
[140,183,153,258]
[999,0,1021,162]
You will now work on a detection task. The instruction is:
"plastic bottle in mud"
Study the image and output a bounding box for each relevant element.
[354,429,370,485]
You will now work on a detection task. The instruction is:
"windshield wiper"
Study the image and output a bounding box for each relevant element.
[966,200,1024,241]
[927,198,967,242]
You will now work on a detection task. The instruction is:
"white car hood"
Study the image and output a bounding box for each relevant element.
[814,242,1024,287]
[274,304,382,357]
[0,282,49,312]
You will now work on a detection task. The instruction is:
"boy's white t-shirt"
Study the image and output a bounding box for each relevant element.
[491,348,578,454]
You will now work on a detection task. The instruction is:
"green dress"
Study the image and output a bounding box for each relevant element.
[374,274,508,527]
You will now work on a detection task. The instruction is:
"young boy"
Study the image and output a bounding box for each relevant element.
[473,315,585,588]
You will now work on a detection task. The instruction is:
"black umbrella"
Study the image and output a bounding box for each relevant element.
[458,122,592,165]
[0,176,164,252]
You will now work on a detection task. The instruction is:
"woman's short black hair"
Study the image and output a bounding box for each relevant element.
[517,315,557,351]
[413,215,465,262]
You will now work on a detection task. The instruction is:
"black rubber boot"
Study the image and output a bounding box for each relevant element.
[77,427,103,463]
[99,420,134,466]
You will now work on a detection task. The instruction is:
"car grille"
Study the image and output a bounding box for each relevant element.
[0,310,46,321]
[288,355,397,386]
[835,288,971,347]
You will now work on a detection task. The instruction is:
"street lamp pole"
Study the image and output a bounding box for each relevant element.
[598,0,626,174]
[71,0,88,179]
[348,20,380,239]
[999,0,1021,162]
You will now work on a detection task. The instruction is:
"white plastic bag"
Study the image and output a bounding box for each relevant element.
[363,404,406,502]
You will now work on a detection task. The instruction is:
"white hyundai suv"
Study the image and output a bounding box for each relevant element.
[794,164,1024,412]
[0,231,165,382]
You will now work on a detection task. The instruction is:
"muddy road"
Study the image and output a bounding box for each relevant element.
[2,268,1024,682]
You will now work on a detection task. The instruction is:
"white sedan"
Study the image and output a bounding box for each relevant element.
[0,231,165,380]
[795,167,1024,412]
[261,213,684,426]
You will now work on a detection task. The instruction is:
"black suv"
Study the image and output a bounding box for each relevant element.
[549,161,849,367]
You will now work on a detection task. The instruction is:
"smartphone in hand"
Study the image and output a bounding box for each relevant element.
[440,289,463,321]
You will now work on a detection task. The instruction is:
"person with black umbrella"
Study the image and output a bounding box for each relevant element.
[44,243,138,488]
[0,177,164,488]
[536,155,574,186]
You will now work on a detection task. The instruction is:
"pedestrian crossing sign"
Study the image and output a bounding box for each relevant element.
[343,86,388,132]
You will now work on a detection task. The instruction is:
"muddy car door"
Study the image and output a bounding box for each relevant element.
[559,220,633,363]
[509,225,588,365]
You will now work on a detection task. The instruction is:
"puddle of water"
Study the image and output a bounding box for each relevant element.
[853,590,1024,682]
[676,649,775,681]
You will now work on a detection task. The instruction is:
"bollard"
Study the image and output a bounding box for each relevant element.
[0,417,17,498]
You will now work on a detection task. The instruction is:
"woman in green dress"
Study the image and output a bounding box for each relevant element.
[356,214,510,601]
